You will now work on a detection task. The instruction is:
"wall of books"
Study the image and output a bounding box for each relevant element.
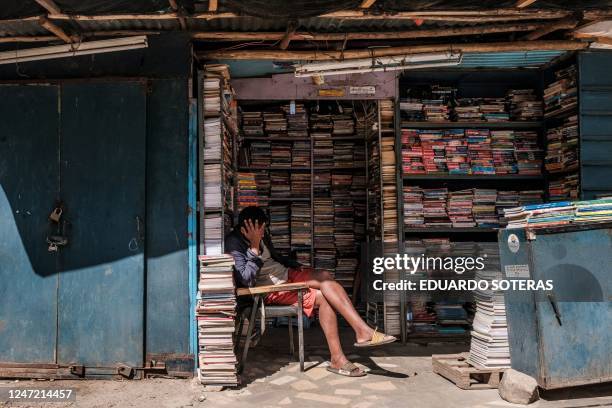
[197,65,239,386]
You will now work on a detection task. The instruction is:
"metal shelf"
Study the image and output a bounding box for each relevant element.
[400,121,544,129]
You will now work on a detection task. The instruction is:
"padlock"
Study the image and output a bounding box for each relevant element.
[49,208,62,223]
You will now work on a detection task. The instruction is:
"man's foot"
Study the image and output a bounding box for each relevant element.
[355,327,375,344]
[328,356,366,377]
[354,327,397,348]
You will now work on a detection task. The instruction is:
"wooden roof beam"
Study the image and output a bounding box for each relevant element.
[38,16,75,43]
[522,16,580,41]
[279,22,297,50]
[359,0,377,8]
[35,0,61,15]
[517,0,538,8]
[193,22,552,41]
[167,0,187,30]
[200,40,589,61]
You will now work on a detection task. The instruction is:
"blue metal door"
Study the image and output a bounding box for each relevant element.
[57,81,147,367]
[0,84,60,364]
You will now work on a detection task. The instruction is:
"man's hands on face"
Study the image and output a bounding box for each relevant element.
[241,219,266,255]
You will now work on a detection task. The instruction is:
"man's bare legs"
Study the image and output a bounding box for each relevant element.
[306,269,374,344]
[314,291,351,370]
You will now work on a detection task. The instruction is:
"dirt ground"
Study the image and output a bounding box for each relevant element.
[2,327,611,408]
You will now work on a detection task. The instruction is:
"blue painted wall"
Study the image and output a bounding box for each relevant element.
[0,33,193,366]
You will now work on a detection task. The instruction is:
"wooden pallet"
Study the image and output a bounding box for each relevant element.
[432,353,506,390]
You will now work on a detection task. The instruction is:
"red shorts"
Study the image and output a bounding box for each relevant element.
[265,267,317,317]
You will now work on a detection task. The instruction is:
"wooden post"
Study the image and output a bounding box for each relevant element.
[517,0,538,8]
[279,22,297,50]
[359,0,377,8]
[167,0,186,30]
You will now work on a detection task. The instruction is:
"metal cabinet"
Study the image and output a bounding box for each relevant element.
[499,224,612,389]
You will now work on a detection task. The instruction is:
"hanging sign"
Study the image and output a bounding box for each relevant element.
[349,86,376,95]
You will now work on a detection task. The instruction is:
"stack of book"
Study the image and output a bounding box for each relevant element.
[504,201,575,229]
[545,115,579,174]
[334,142,355,168]
[203,117,222,161]
[506,89,543,121]
[421,130,447,174]
[469,265,510,368]
[399,99,425,121]
[242,111,264,136]
[404,186,424,227]
[292,141,311,167]
[248,141,271,168]
[313,197,335,272]
[548,173,579,201]
[202,77,221,116]
[270,172,290,198]
[271,142,292,168]
[269,205,290,256]
[491,131,517,175]
[423,188,450,227]
[480,98,509,122]
[473,189,499,227]
[513,131,542,175]
[544,64,578,116]
[467,129,495,175]
[332,113,355,135]
[335,257,358,292]
[290,173,310,198]
[401,129,425,174]
[423,99,449,122]
[313,133,334,167]
[236,172,257,209]
[254,171,270,209]
[454,99,483,121]
[448,189,475,227]
[282,103,309,139]
[290,203,312,248]
[263,112,288,137]
[196,254,238,386]
[313,171,331,195]
[445,130,469,175]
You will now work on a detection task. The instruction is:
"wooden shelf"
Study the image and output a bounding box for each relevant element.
[238,166,311,171]
[268,197,311,202]
[314,165,366,170]
[401,121,543,129]
[403,174,543,181]
[404,227,498,234]
[241,136,310,142]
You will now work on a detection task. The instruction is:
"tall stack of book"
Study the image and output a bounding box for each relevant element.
[454,99,483,121]
[247,141,271,168]
[282,103,309,139]
[242,111,264,136]
[506,89,543,121]
[270,172,290,198]
[291,203,311,260]
[263,112,287,137]
[545,116,579,174]
[445,130,469,175]
[290,173,310,198]
[448,189,475,227]
[271,142,292,168]
[292,141,311,167]
[480,98,509,122]
[544,65,578,117]
[467,129,495,175]
[402,129,425,174]
[513,131,542,175]
[236,172,257,209]
[201,65,235,256]
[404,186,424,227]
[269,205,290,256]
[313,133,333,167]
[314,197,336,273]
[469,261,511,368]
[548,174,579,201]
[491,131,517,174]
[423,99,449,122]
[399,99,425,121]
[423,188,450,227]
[473,189,499,228]
[196,254,238,386]
[380,99,400,335]
[254,171,270,209]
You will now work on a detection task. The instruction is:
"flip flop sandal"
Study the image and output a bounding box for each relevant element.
[354,327,397,348]
[326,362,367,377]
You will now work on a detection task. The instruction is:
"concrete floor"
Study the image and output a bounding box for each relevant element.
[2,327,611,408]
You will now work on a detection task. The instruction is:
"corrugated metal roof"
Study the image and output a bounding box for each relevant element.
[460,50,564,68]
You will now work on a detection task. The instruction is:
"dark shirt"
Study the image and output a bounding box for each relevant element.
[224,227,300,287]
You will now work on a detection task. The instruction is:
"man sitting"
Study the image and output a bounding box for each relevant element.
[225,206,396,377]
